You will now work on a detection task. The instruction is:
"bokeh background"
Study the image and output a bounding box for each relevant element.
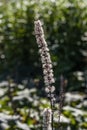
[0,0,87,130]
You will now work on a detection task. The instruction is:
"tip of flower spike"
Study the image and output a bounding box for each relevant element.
[34,20,44,35]
[34,20,42,27]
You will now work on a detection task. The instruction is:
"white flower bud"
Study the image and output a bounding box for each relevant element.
[49,78,55,84]
[43,69,53,75]
[51,86,55,92]
[45,86,55,93]
[42,64,52,69]
[45,87,50,93]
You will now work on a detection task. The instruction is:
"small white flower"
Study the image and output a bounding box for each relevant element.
[41,47,49,52]
[44,75,55,85]
[51,86,55,92]
[49,78,55,84]
[45,87,50,93]
[42,64,52,69]
[43,69,53,75]
[44,76,49,83]
[43,70,47,75]
[41,53,51,61]
[45,86,55,93]
[41,56,52,64]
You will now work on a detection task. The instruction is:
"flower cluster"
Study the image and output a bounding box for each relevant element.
[34,20,55,95]
[34,20,66,130]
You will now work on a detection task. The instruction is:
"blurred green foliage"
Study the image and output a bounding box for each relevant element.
[0,0,87,91]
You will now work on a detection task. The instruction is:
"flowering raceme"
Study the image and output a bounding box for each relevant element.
[34,20,66,130]
[34,20,55,94]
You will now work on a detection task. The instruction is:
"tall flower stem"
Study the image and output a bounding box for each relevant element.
[34,20,55,130]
